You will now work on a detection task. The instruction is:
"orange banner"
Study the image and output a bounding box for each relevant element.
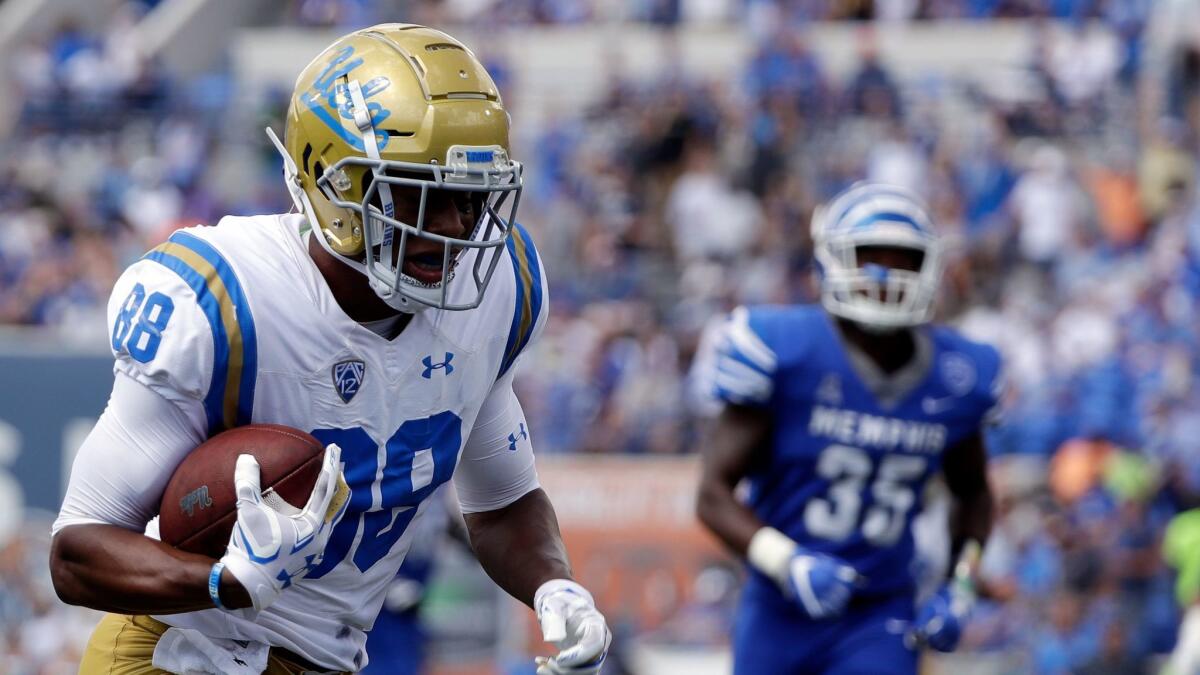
[536,455,731,631]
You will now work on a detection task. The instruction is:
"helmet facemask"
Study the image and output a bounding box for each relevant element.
[318,150,522,313]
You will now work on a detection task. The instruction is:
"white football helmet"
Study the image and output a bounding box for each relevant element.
[811,182,942,330]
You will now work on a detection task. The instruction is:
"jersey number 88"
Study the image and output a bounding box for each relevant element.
[112,283,175,363]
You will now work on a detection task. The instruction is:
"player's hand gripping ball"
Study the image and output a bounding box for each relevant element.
[534,579,611,674]
[787,551,860,620]
[220,445,349,612]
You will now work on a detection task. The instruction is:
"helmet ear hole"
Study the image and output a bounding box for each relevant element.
[313,161,324,187]
[312,161,338,202]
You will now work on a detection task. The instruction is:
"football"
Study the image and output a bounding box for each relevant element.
[158,424,326,558]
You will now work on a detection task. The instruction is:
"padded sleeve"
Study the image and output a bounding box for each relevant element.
[496,223,549,380]
[52,371,206,535]
[454,370,540,514]
[107,259,214,435]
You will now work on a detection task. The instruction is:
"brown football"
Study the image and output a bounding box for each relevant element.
[158,424,324,558]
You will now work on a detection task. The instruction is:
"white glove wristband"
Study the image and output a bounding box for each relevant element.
[748,526,798,588]
[535,578,595,610]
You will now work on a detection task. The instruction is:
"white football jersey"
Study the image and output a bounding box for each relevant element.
[102,212,547,670]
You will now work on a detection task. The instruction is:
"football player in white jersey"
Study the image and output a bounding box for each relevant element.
[49,25,610,675]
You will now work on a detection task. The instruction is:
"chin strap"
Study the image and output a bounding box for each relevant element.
[265,126,310,218]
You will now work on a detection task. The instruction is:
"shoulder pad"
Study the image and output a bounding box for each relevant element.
[496,223,548,380]
[932,328,1005,424]
[115,229,260,434]
[706,306,779,406]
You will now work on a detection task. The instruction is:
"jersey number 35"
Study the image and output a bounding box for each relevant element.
[805,444,927,547]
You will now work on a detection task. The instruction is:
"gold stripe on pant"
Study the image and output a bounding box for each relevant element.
[80,613,349,674]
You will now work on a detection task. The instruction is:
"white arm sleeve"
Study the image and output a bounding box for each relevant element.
[454,370,540,514]
[52,371,206,535]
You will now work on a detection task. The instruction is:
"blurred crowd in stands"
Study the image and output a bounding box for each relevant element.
[0,518,100,673]
[5,0,1200,672]
[283,0,1169,26]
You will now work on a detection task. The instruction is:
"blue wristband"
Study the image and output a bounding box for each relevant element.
[209,562,227,610]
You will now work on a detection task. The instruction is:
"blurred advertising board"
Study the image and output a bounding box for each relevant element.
[528,455,737,670]
[0,347,111,542]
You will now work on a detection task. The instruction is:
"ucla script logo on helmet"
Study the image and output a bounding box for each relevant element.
[333,360,366,403]
[300,46,393,152]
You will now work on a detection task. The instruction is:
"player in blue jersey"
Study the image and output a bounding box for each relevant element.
[694,182,1001,675]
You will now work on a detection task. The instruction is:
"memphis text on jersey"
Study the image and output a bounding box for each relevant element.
[808,405,947,455]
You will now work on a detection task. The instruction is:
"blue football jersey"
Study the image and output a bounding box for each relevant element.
[709,304,1002,597]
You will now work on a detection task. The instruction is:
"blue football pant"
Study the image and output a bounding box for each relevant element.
[733,588,918,675]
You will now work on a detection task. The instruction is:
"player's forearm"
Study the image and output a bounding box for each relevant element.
[50,523,252,614]
[696,477,763,556]
[944,432,995,565]
[696,404,772,557]
[950,489,993,561]
[464,488,572,608]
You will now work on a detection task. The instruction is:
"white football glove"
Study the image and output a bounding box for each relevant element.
[219,444,349,612]
[534,579,611,674]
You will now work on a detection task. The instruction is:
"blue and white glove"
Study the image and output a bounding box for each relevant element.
[909,540,980,652]
[909,581,973,652]
[218,445,349,612]
[909,584,968,651]
[534,579,611,674]
[748,526,860,620]
[785,550,860,619]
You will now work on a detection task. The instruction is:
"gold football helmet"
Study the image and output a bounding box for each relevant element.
[267,24,522,312]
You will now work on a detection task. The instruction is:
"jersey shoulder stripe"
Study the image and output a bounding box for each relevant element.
[144,231,258,433]
[726,306,778,373]
[498,223,544,378]
[711,306,779,406]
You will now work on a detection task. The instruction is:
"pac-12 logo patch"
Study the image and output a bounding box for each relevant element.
[333,360,366,403]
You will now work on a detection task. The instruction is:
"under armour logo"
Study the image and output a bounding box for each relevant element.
[421,352,455,379]
[276,554,319,586]
[508,422,528,451]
